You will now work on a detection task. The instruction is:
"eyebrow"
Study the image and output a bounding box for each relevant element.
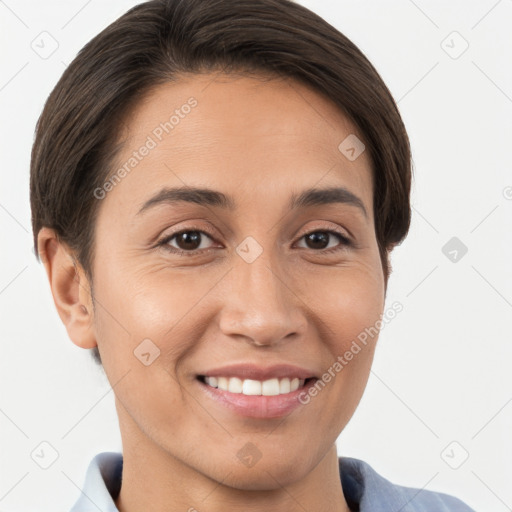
[137,185,368,218]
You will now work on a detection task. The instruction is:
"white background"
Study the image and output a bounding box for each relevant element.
[1,1,511,511]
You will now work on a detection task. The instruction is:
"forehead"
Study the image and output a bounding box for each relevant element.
[106,72,374,217]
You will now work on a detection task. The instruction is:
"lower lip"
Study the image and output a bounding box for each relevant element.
[197,378,318,418]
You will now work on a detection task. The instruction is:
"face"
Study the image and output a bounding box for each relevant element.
[89,72,385,488]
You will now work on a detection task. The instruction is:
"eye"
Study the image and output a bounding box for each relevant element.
[158,229,217,255]
[295,229,352,253]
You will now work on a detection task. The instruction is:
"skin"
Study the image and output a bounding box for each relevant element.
[39,72,387,512]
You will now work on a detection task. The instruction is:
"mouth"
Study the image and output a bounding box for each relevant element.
[195,364,320,418]
[197,375,317,396]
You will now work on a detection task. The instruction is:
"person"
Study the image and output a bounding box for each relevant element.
[30,0,475,510]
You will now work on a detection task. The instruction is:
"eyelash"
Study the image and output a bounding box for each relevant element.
[156,226,353,257]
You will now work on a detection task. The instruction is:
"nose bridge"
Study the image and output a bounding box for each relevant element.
[219,238,306,345]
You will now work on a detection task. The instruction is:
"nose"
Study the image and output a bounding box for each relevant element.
[218,247,308,347]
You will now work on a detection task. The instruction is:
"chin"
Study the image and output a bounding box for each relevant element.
[206,449,314,490]
[224,464,307,491]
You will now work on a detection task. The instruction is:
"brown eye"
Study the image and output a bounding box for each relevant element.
[296,230,351,252]
[160,230,216,254]
[174,231,202,250]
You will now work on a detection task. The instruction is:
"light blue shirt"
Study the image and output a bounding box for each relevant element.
[69,452,475,511]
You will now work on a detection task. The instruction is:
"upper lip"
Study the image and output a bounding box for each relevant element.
[198,363,318,381]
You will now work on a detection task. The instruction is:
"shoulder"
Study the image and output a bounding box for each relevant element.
[338,457,475,512]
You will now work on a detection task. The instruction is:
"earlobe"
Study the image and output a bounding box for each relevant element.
[37,227,97,350]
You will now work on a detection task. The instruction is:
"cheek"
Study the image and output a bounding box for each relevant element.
[325,275,383,349]
[89,268,211,437]
[92,263,214,364]
[310,255,385,347]
[304,262,384,419]
[89,258,228,408]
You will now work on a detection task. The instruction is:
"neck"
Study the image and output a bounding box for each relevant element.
[114,410,351,512]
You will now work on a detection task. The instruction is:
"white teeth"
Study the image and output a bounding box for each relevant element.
[262,378,280,396]
[228,377,243,393]
[279,378,291,394]
[203,376,309,396]
[243,379,262,395]
[217,376,229,391]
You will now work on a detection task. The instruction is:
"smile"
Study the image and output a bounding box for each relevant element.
[200,376,311,396]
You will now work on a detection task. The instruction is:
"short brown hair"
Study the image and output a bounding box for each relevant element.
[30,0,412,365]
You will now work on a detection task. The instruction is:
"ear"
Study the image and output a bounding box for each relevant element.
[37,227,97,349]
